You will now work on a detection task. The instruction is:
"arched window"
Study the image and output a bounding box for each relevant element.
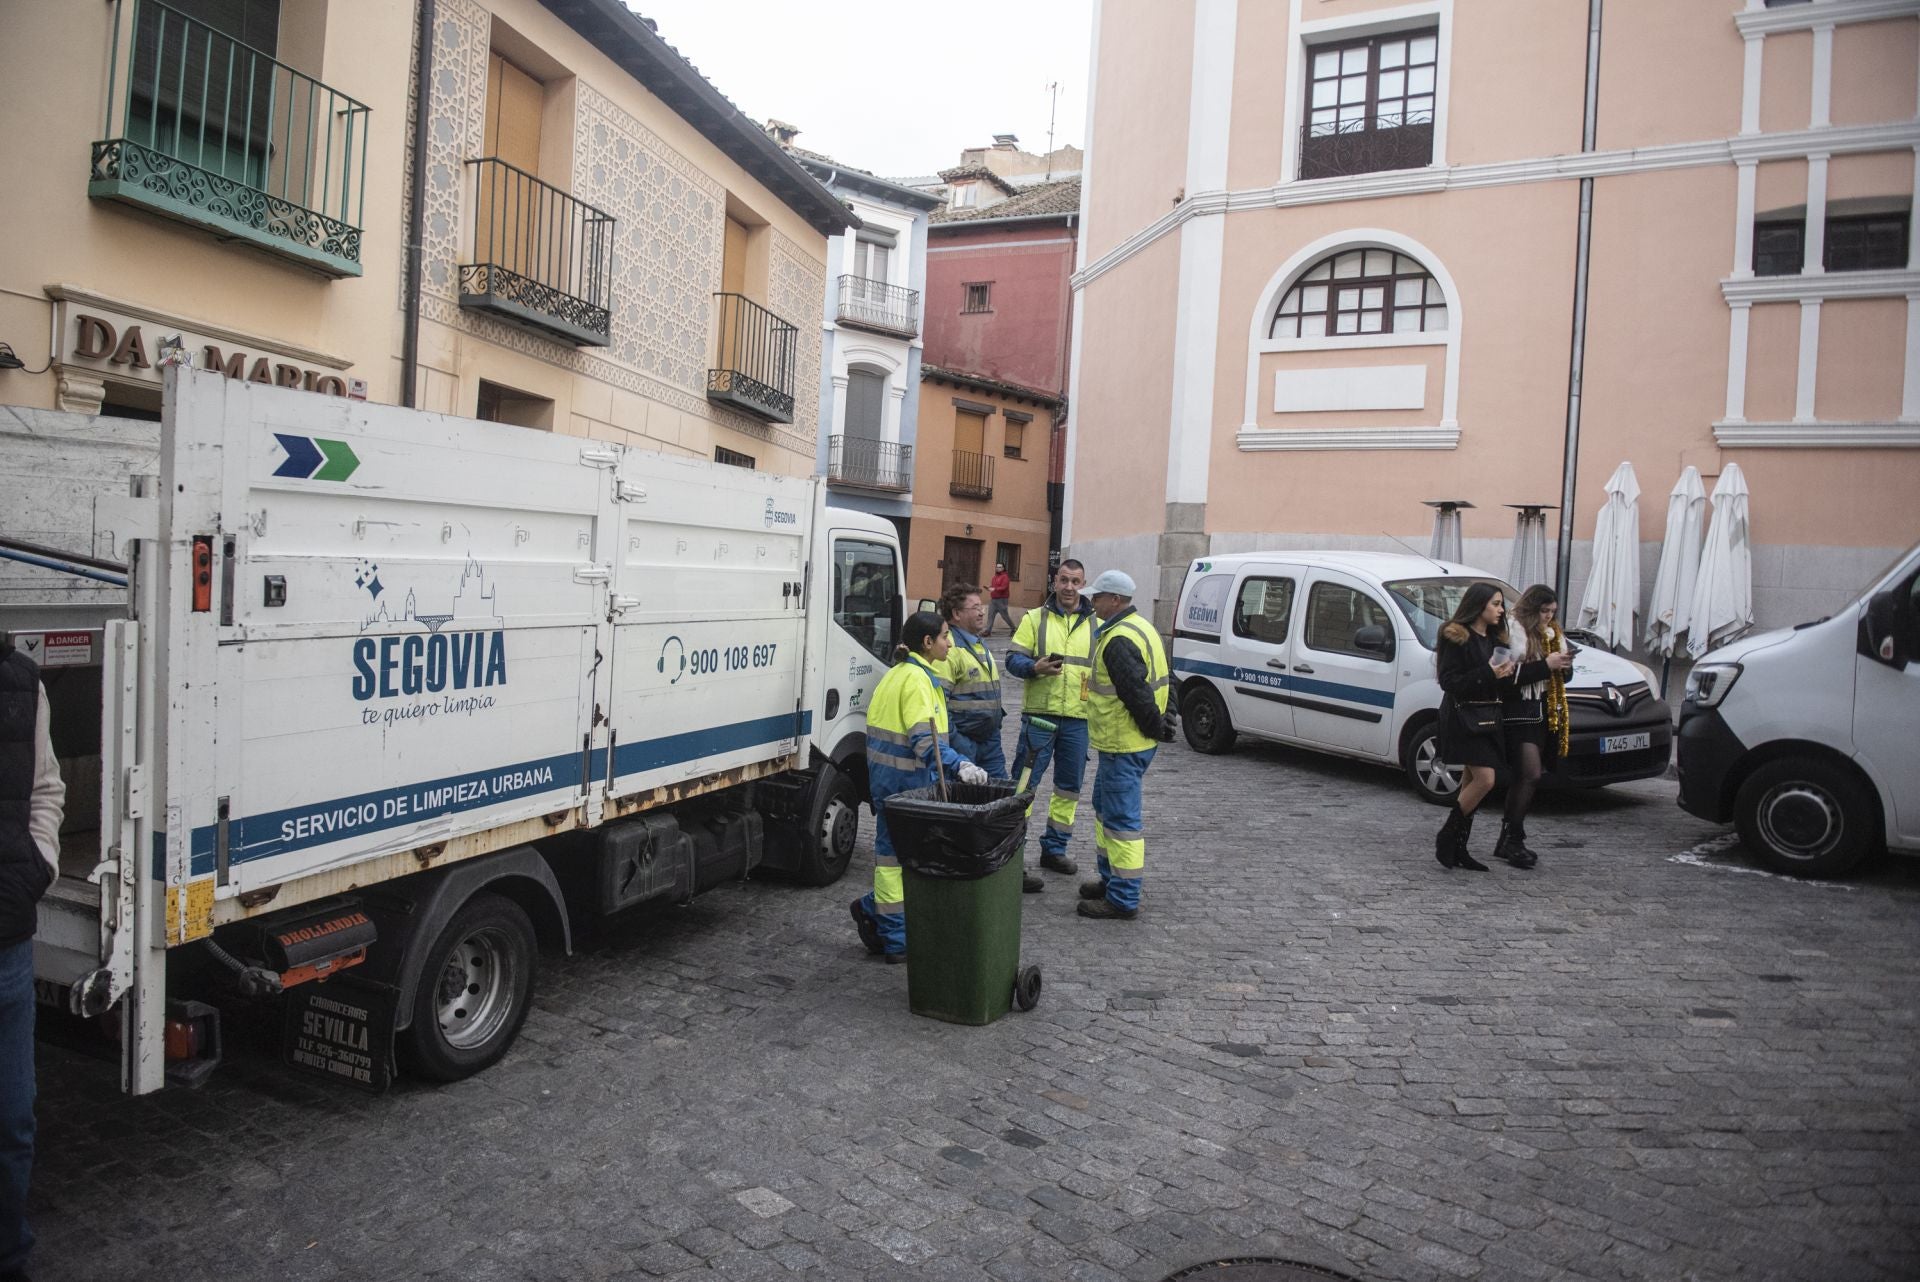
[1269,248,1448,339]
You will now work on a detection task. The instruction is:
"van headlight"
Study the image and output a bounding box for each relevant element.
[1684,663,1742,709]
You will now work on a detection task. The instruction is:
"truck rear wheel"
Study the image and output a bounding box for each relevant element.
[795,761,860,886]
[1734,757,1878,878]
[399,893,536,1082]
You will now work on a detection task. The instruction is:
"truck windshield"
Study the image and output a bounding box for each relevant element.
[834,539,900,663]
[1385,576,1518,650]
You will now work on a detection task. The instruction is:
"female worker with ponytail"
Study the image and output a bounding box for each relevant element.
[850,611,987,963]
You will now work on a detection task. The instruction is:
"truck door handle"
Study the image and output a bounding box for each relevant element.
[1266,659,1288,670]
[1293,663,1315,674]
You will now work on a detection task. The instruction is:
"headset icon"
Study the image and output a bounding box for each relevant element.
[658,635,687,684]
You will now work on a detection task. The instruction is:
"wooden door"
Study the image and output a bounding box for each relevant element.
[481,54,544,277]
[954,409,986,455]
[942,537,982,591]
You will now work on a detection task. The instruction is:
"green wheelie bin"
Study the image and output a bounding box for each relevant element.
[886,780,1044,1025]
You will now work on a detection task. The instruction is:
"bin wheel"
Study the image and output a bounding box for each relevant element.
[1014,965,1042,1012]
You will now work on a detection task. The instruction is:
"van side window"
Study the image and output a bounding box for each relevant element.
[1232,577,1295,645]
[1304,582,1395,659]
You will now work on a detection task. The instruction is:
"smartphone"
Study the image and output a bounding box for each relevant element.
[1047,653,1063,663]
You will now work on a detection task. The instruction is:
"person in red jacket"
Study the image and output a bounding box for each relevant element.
[984,562,1013,636]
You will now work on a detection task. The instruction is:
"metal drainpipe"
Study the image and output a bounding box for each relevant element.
[400,0,437,409]
[1555,0,1604,601]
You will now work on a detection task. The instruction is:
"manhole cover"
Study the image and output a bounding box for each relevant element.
[1163,1259,1359,1282]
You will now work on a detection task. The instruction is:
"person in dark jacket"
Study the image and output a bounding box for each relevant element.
[1432,583,1517,871]
[0,637,63,1282]
[1495,585,1575,868]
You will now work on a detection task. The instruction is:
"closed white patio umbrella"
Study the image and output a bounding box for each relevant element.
[1686,463,1753,659]
[1576,462,1641,650]
[1645,466,1707,659]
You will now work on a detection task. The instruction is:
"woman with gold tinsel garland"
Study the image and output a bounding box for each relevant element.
[1495,585,1576,868]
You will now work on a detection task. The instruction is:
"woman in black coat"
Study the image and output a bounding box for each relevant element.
[1494,585,1575,868]
[1433,582,1518,870]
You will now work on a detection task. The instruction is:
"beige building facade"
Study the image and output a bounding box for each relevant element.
[1067,0,1920,643]
[0,0,844,476]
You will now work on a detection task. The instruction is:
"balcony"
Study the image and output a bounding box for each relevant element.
[835,275,920,338]
[89,0,369,276]
[1298,115,1434,181]
[460,158,615,346]
[708,293,798,423]
[950,449,994,501]
[828,435,913,492]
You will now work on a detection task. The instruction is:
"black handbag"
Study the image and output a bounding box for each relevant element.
[1456,700,1502,736]
[1506,698,1544,724]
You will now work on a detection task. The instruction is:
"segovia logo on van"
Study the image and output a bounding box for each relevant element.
[763,497,798,529]
[349,559,508,720]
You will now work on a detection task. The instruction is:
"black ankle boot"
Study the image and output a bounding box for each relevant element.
[1453,810,1489,872]
[1435,807,1464,868]
[1495,821,1538,869]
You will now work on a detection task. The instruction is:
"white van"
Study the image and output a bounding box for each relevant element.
[1170,552,1672,802]
[1676,542,1920,877]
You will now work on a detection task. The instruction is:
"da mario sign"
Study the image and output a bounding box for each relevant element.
[54,300,362,399]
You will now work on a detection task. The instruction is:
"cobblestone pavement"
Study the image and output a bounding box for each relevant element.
[28,662,1920,1282]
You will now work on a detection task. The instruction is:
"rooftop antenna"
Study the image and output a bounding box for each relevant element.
[1045,80,1060,179]
[1381,530,1452,576]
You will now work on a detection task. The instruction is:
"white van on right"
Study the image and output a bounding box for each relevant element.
[1676,542,1920,877]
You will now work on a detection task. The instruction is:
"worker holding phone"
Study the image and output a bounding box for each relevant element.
[1005,559,1097,884]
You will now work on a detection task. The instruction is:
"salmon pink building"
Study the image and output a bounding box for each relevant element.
[1067,0,1920,643]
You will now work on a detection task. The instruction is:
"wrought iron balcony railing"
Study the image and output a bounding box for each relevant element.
[1298,115,1434,181]
[90,0,369,276]
[950,449,994,501]
[459,158,615,347]
[708,293,798,423]
[828,436,913,492]
[835,276,920,338]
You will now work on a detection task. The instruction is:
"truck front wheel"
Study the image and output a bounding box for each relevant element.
[1734,757,1879,878]
[399,893,536,1082]
[795,761,860,886]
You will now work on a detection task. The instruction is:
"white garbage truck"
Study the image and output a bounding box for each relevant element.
[5,369,903,1094]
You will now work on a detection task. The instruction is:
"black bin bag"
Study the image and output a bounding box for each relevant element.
[884,780,1035,880]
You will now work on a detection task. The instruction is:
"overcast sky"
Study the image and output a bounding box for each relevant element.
[632,1,1093,179]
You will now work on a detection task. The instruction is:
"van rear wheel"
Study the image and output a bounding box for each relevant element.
[1734,757,1877,878]
[1402,718,1462,806]
[1180,683,1236,754]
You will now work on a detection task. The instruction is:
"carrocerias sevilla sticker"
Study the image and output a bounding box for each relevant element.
[274,433,361,481]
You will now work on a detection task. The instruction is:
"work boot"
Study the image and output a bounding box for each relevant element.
[850,898,882,955]
[1039,853,1077,875]
[1078,878,1106,901]
[1023,870,1045,893]
[1434,807,1464,869]
[1493,821,1538,869]
[1453,810,1489,872]
[1077,897,1137,921]
[882,951,907,966]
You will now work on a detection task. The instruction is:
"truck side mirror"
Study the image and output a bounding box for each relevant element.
[1353,624,1394,658]
[1862,590,1910,670]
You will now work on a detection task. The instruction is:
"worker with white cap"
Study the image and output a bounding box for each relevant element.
[1077,570,1176,920]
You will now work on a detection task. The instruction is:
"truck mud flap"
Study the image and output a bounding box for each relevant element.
[282,977,398,1094]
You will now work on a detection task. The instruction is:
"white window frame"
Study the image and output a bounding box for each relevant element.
[1281,0,1454,186]
[1239,228,1463,452]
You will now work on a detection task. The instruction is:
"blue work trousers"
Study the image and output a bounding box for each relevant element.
[1010,714,1088,860]
[1091,748,1155,912]
[0,939,34,1276]
[949,720,1009,781]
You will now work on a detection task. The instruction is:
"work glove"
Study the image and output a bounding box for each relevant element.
[956,762,989,786]
[1158,711,1180,743]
